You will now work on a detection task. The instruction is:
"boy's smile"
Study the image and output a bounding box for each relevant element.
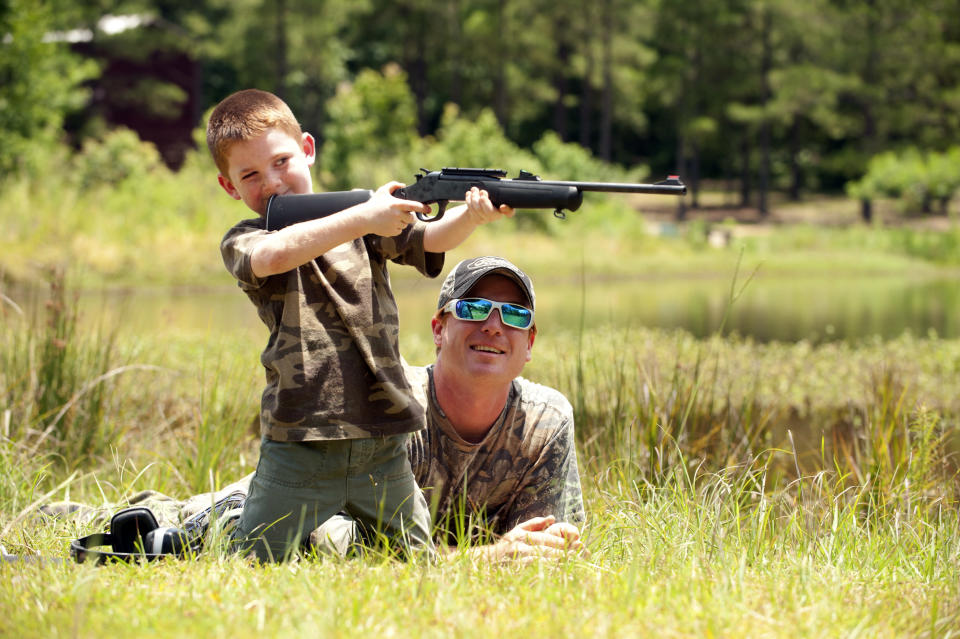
[218,128,316,216]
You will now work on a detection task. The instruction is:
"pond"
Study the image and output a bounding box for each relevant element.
[54,271,960,349]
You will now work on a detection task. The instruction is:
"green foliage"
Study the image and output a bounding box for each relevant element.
[531,131,647,183]
[423,104,539,171]
[319,63,420,190]
[0,0,99,178]
[847,147,960,214]
[73,127,166,189]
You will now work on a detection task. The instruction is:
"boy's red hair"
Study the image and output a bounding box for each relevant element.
[206,89,303,176]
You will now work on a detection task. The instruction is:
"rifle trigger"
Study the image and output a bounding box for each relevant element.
[553,209,566,220]
[419,200,448,223]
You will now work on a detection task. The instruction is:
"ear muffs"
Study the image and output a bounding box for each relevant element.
[70,507,187,564]
[69,491,245,564]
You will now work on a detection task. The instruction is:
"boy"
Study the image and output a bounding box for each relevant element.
[207,88,512,561]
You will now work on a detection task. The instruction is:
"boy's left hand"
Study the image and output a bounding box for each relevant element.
[464,187,515,224]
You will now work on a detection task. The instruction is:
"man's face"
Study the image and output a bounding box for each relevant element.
[433,274,535,384]
[217,128,316,216]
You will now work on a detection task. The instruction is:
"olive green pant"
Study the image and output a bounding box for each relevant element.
[233,434,433,562]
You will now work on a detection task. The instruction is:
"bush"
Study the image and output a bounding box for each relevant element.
[847,147,960,215]
[532,131,647,183]
[73,128,166,190]
[422,104,539,172]
[0,0,98,179]
[319,63,421,190]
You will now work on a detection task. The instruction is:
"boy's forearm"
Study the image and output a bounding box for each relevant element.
[251,209,369,277]
[422,205,479,253]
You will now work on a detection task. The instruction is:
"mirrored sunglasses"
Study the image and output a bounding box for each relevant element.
[442,297,534,330]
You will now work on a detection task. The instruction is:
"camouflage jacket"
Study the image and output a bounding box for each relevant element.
[406,365,585,538]
[220,217,443,441]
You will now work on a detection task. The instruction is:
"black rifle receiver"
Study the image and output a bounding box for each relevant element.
[265,168,687,231]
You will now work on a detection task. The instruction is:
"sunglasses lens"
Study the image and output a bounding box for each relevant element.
[500,304,532,329]
[455,299,494,321]
[450,298,533,329]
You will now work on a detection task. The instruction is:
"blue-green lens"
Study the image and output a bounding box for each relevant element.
[500,303,532,328]
[456,299,493,321]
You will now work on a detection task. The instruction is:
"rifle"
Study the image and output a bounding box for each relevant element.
[265,167,686,230]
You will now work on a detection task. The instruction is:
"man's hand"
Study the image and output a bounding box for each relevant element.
[485,515,585,563]
[362,181,432,237]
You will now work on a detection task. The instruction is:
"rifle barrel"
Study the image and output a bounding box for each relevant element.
[539,180,687,195]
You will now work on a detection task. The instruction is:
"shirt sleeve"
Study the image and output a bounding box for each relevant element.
[220,218,271,289]
[367,222,444,278]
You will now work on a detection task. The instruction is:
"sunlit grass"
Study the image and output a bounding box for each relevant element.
[2,278,958,639]
[2,159,960,636]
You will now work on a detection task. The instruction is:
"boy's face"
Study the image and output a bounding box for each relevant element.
[217,128,316,216]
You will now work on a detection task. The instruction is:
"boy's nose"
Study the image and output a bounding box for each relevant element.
[263,170,285,195]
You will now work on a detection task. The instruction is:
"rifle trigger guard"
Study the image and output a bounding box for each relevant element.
[553,209,566,220]
[418,200,447,222]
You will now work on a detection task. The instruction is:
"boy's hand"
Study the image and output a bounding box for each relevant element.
[420,186,515,253]
[363,182,432,237]
[464,187,515,224]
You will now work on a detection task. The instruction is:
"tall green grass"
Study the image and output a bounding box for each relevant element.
[1,273,959,637]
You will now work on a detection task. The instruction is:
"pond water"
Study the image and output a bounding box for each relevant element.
[50,271,960,348]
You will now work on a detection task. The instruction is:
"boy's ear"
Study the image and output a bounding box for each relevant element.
[218,173,242,201]
[302,133,316,167]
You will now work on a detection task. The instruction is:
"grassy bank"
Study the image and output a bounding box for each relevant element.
[1,278,958,636]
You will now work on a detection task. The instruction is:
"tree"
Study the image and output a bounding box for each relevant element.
[0,0,98,178]
[647,0,752,215]
[829,0,960,220]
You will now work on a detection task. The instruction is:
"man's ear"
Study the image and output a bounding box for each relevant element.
[525,328,536,362]
[302,133,316,167]
[431,316,443,347]
[218,174,242,201]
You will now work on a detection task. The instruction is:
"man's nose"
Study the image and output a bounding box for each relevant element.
[480,308,505,333]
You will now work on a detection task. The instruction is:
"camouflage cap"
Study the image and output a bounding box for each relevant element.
[437,256,535,311]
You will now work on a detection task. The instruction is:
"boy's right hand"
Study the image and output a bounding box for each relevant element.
[362,182,432,237]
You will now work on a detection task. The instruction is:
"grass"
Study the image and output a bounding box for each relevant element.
[0,462,957,637]
[2,269,959,637]
[2,156,959,636]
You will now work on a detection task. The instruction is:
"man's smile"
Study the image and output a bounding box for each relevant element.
[471,344,505,354]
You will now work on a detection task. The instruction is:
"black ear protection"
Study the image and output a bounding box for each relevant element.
[69,507,190,564]
[69,491,245,564]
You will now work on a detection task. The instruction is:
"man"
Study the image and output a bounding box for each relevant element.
[313,256,585,560]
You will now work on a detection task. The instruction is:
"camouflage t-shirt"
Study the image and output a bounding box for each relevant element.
[220,217,443,441]
[405,365,585,539]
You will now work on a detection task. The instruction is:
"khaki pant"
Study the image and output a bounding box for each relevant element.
[233,434,433,562]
